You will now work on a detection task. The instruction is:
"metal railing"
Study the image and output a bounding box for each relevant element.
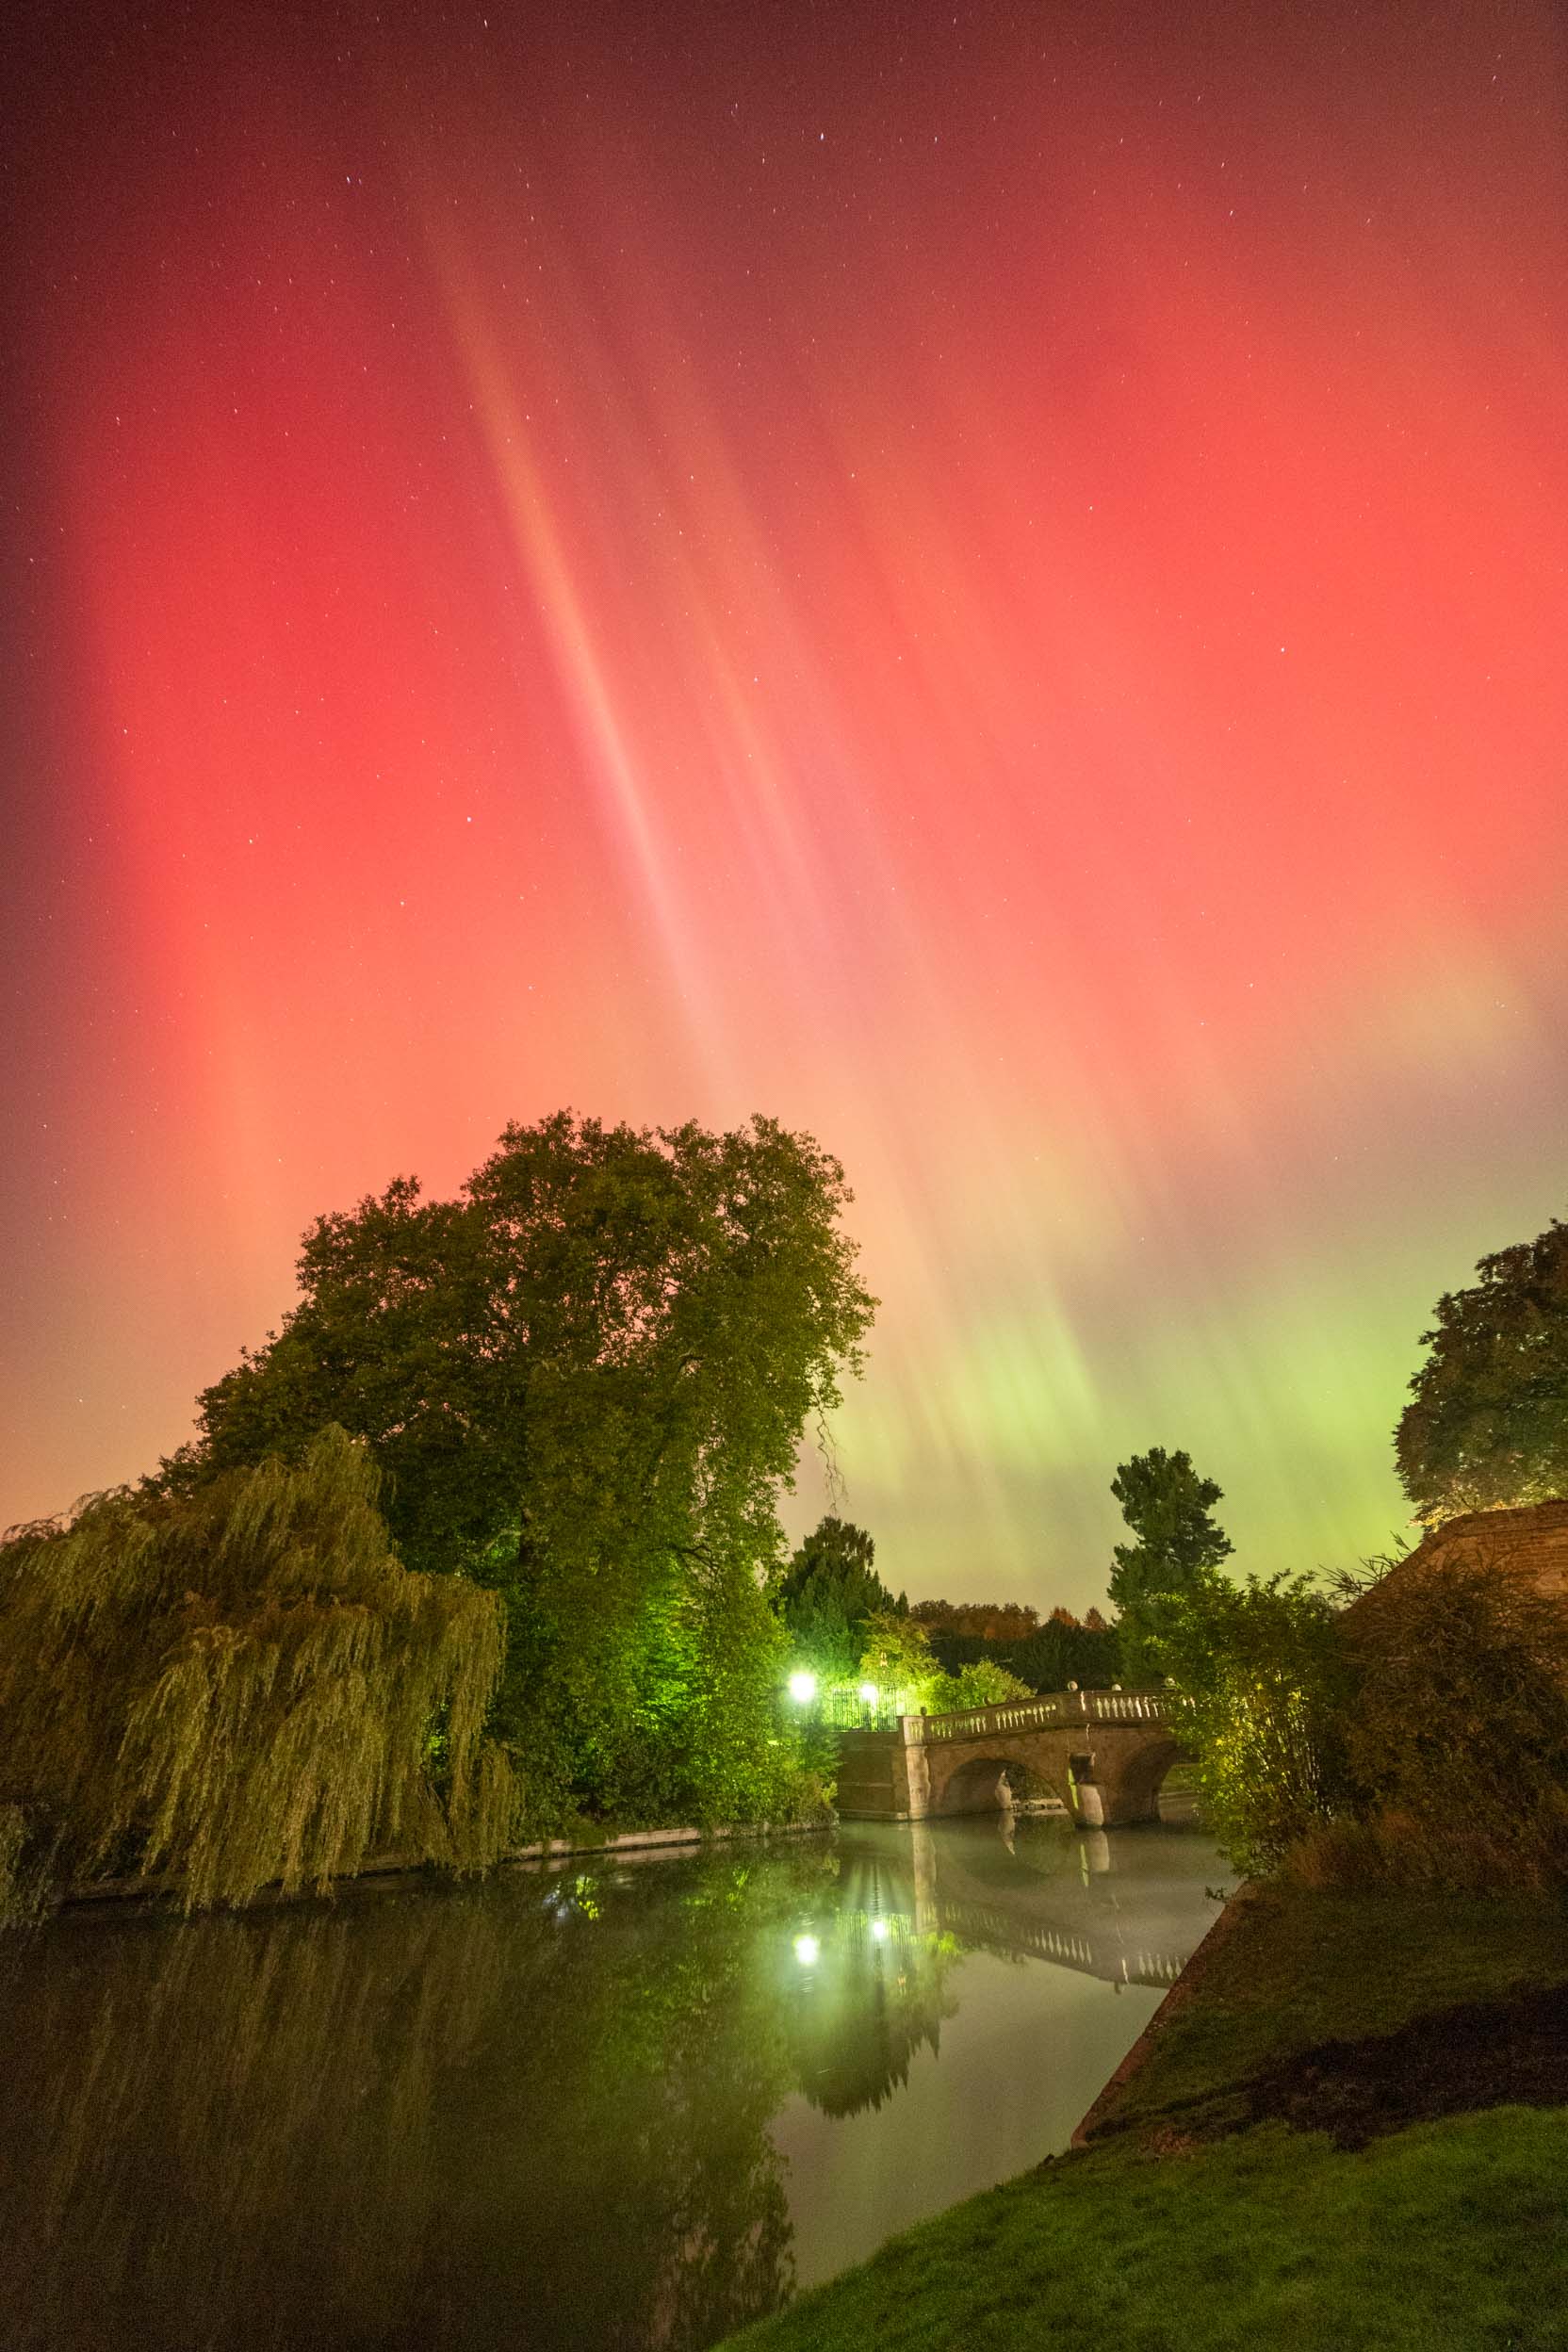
[904,1687,1186,1742]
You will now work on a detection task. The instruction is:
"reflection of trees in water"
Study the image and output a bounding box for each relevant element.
[783,1910,961,2116]
[0,1891,512,2349]
[0,1846,842,2352]
[776,1839,961,2118]
[0,1825,1202,2350]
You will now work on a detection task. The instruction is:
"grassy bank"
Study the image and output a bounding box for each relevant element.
[721,1885,1568,2352]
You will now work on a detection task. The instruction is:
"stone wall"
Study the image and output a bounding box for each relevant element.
[835,1726,929,1821]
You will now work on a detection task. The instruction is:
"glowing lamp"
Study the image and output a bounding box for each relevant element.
[857,1681,879,1707]
[788,1670,818,1705]
[793,1935,820,1967]
[870,1918,890,1943]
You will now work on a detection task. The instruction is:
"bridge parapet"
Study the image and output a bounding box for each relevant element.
[904,1687,1184,1744]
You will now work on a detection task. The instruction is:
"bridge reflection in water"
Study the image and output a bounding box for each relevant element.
[836,1816,1201,1994]
[772,1816,1222,2291]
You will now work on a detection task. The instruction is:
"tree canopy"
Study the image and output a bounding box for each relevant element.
[182,1113,874,1576]
[165,1112,875,1828]
[774,1516,903,1682]
[915,1609,1121,1693]
[1107,1446,1234,1682]
[1395,1214,1568,1526]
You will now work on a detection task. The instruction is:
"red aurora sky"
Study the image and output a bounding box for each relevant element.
[5,2,1566,1607]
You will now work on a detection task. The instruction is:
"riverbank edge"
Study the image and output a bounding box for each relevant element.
[1069,1874,1262,2145]
[58,1814,834,1915]
[718,1878,1568,2351]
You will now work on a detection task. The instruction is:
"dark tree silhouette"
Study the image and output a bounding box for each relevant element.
[1108,1446,1233,1681]
[1396,1215,1568,1525]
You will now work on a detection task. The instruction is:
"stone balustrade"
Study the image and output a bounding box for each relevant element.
[905,1687,1185,1743]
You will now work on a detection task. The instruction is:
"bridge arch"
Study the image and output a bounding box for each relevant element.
[931,1750,1071,1817]
[1095,1735,1188,1825]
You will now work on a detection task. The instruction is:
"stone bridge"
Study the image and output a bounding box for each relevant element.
[835,1688,1190,1828]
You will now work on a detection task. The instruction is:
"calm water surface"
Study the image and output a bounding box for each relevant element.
[2,1818,1223,2351]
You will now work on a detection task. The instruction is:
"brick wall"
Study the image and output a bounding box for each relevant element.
[1372,1498,1568,1605]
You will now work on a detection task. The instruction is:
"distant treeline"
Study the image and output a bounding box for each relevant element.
[915,1604,1120,1692]
[911,1600,1039,1640]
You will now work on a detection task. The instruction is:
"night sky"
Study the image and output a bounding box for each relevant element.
[5,2,1565,1608]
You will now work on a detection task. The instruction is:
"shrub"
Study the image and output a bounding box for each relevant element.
[1326,1554,1568,1892]
[1158,1573,1350,1876]
[1191,1549,1568,1895]
[925,1659,1036,1713]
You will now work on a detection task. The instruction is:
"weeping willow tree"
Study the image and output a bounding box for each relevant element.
[0,1428,520,1916]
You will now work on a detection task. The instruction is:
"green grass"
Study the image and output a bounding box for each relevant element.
[727,2109,1568,2351]
[720,1886,1568,2352]
[1102,1884,1568,2138]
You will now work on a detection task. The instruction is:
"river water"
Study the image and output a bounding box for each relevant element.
[1,1817,1223,2351]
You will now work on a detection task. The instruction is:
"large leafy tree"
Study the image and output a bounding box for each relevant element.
[774,1516,902,1682]
[1395,1215,1568,1526]
[170,1113,875,1820]
[1107,1446,1233,1682]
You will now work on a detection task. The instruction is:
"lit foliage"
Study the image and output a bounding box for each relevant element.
[918,1609,1122,1694]
[1395,1215,1568,1526]
[836,1614,1036,1718]
[1158,1572,1348,1877]
[774,1516,903,1684]
[855,1609,939,1715]
[924,1658,1035,1713]
[0,1429,518,1914]
[1108,1446,1235,1683]
[168,1112,874,1830]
